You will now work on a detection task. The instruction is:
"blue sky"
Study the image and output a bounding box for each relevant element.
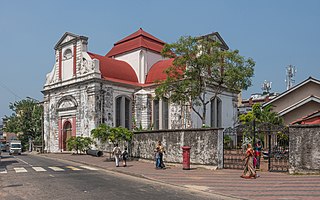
[0,0,319,118]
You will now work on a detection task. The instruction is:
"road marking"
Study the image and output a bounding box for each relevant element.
[32,167,47,172]
[48,167,65,171]
[16,157,33,167]
[80,165,99,170]
[14,167,28,173]
[66,166,82,171]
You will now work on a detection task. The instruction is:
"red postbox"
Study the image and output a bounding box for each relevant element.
[182,146,191,170]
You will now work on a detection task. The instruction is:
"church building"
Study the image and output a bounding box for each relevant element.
[43,28,238,152]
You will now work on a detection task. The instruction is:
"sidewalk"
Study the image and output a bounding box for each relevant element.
[37,152,320,200]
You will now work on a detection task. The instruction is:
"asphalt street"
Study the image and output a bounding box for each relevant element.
[0,152,225,200]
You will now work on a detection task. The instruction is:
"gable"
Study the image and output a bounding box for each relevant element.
[54,32,88,50]
[61,35,76,45]
[264,77,320,113]
[278,95,320,116]
[198,32,229,50]
[281,99,320,125]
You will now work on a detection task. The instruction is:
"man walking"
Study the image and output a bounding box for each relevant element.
[112,144,121,167]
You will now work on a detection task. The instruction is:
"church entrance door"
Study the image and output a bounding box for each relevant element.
[63,121,72,151]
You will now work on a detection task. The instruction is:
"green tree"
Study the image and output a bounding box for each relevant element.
[239,103,284,144]
[239,103,283,125]
[3,98,43,150]
[67,136,94,154]
[156,35,255,126]
[91,124,133,145]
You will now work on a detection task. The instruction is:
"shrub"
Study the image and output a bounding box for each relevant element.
[67,136,94,154]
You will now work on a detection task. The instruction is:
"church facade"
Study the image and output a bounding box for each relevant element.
[42,29,238,152]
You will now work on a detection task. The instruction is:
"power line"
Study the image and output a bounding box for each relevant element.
[0,80,22,100]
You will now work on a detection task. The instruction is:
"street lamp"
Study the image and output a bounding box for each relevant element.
[26,96,44,153]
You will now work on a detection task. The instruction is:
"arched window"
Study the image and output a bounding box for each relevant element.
[153,99,160,130]
[153,98,169,130]
[162,98,169,129]
[211,97,222,127]
[115,96,132,129]
[63,48,72,60]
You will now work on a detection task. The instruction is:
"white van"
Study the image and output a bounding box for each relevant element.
[9,140,22,155]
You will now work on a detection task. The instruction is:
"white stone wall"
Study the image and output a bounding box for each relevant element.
[115,49,163,84]
[43,81,106,152]
[134,90,152,129]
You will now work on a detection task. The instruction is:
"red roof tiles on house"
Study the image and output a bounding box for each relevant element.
[88,52,138,83]
[106,28,165,57]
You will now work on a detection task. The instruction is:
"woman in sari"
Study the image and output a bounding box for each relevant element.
[241,143,257,179]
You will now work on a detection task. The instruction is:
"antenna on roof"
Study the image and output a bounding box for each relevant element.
[261,80,272,94]
[285,65,297,90]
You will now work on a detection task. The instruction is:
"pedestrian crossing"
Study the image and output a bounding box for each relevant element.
[0,165,99,174]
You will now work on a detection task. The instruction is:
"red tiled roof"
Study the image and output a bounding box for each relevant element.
[145,58,185,84]
[106,28,165,57]
[291,110,320,125]
[88,52,138,83]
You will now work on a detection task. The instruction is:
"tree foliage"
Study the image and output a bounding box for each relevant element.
[156,35,255,125]
[67,136,94,154]
[91,124,133,145]
[3,98,43,147]
[239,103,284,144]
[239,103,283,125]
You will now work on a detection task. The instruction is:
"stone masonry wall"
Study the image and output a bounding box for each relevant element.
[289,125,320,174]
[131,128,224,168]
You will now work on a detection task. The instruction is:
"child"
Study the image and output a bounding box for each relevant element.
[155,147,161,169]
[122,147,128,167]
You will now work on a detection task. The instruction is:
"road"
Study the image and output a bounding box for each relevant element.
[0,152,225,200]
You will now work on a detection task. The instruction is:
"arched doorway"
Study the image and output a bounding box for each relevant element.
[62,121,72,151]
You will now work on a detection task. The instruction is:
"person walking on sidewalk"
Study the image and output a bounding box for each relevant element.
[112,144,121,167]
[154,147,161,169]
[156,141,166,168]
[241,143,257,179]
[122,147,128,167]
[254,141,262,169]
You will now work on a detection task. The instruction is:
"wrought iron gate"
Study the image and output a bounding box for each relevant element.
[223,122,289,172]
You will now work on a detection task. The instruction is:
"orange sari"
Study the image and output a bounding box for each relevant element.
[241,147,256,179]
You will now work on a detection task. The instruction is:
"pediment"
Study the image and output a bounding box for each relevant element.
[54,32,88,50]
[61,35,76,44]
[57,95,78,111]
[200,32,229,50]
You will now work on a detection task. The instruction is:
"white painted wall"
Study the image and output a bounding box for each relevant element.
[115,51,141,82]
[190,91,237,129]
[145,50,163,76]
[115,49,163,84]
[62,44,74,81]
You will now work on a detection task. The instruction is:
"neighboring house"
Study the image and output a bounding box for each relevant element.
[291,110,320,125]
[42,28,239,152]
[238,92,279,115]
[263,77,320,125]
